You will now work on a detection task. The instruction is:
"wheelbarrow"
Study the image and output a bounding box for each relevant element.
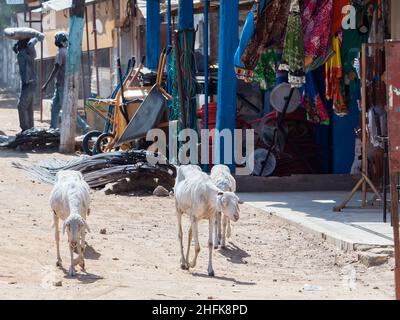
[82,56,138,155]
[116,47,173,147]
[84,56,152,154]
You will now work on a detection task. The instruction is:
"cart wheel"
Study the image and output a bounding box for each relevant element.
[82,130,102,156]
[94,132,115,154]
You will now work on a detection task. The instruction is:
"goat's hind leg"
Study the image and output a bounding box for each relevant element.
[177,210,189,270]
[208,217,215,277]
[190,220,200,269]
[185,225,192,268]
[53,212,62,267]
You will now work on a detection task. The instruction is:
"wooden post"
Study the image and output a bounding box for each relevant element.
[92,3,100,96]
[390,173,400,299]
[59,0,85,154]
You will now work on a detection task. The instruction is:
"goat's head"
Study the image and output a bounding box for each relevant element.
[62,215,91,248]
[217,191,240,222]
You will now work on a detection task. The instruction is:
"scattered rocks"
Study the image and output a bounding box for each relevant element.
[100,228,107,235]
[8,281,17,285]
[53,281,62,287]
[112,257,119,261]
[368,247,394,257]
[153,186,170,197]
[358,252,389,267]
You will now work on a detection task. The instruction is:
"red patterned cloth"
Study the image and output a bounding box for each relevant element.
[331,0,350,35]
[301,0,334,62]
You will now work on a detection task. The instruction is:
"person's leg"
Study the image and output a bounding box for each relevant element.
[17,84,30,131]
[27,84,35,129]
[50,86,62,129]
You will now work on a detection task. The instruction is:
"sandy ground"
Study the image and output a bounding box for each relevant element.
[0,91,396,299]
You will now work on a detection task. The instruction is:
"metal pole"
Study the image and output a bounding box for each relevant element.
[259,88,294,176]
[203,0,209,172]
[361,44,368,206]
[383,137,388,223]
[167,0,172,46]
[167,0,171,94]
[92,3,100,96]
[40,11,43,122]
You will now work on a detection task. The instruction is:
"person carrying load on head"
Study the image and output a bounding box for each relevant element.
[42,32,89,132]
[13,33,44,133]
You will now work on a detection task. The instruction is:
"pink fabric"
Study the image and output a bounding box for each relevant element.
[301,0,334,59]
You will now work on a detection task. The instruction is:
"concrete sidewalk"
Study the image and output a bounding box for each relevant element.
[240,191,395,251]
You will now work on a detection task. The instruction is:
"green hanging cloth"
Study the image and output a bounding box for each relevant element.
[253,49,279,91]
[279,0,306,88]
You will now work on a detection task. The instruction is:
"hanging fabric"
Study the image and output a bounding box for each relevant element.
[302,72,330,125]
[325,35,347,116]
[331,0,350,36]
[301,0,333,69]
[279,0,306,88]
[235,0,291,82]
[253,49,279,90]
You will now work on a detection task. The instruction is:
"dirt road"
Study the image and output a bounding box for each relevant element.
[0,92,395,299]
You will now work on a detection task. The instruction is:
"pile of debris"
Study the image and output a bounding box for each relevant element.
[13,150,177,193]
[0,128,60,150]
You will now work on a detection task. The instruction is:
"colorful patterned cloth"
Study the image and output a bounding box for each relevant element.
[303,72,330,125]
[235,0,291,82]
[279,0,306,88]
[325,35,348,116]
[301,0,333,66]
[253,49,279,90]
[331,0,350,35]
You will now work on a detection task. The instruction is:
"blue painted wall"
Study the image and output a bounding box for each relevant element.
[330,82,361,174]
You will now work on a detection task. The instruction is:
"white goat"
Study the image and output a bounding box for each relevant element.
[174,165,239,276]
[49,170,91,277]
[210,165,237,249]
[174,164,202,186]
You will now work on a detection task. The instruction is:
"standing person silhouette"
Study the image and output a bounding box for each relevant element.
[42,31,89,132]
[13,34,43,132]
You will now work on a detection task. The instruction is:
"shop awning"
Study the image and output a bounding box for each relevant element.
[41,0,96,12]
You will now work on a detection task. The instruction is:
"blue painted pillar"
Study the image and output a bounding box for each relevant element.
[167,0,172,94]
[146,0,160,70]
[178,0,194,29]
[215,0,238,171]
